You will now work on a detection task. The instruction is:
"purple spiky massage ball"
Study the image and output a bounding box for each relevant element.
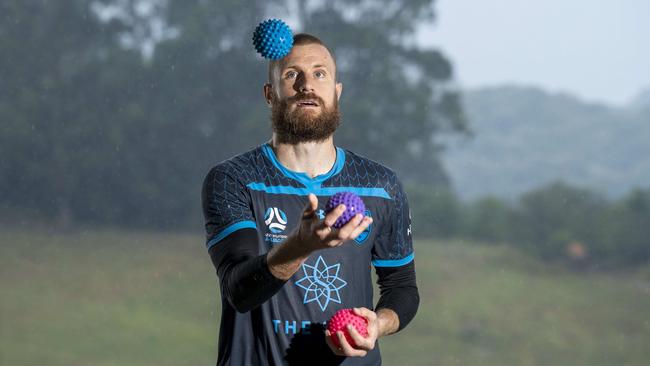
[325,192,366,229]
[252,19,293,60]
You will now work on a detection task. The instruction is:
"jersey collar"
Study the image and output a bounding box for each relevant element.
[261,143,346,189]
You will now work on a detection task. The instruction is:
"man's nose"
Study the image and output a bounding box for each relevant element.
[295,74,314,93]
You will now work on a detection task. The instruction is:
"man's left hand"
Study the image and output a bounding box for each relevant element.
[324,307,378,357]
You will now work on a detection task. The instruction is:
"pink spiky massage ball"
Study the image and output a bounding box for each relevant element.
[327,308,369,348]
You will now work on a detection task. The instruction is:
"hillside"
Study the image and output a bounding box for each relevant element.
[443,86,650,200]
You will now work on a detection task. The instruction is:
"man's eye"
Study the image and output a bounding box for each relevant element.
[315,71,326,78]
[285,71,297,79]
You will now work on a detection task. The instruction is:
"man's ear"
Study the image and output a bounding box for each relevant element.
[335,82,343,101]
[263,83,273,106]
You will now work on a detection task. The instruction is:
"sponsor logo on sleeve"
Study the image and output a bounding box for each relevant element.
[407,210,412,236]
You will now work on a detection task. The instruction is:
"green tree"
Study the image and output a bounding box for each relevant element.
[0,0,143,226]
[294,0,466,186]
[407,185,460,238]
[510,181,608,262]
[603,189,650,266]
[1,0,465,229]
[463,196,511,244]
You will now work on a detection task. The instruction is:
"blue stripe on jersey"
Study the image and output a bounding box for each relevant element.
[372,252,415,267]
[206,220,257,250]
[246,182,391,199]
[261,143,346,189]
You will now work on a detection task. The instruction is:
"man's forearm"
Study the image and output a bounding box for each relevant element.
[220,234,311,312]
[209,229,290,313]
[266,234,312,280]
[376,308,400,337]
[374,261,420,332]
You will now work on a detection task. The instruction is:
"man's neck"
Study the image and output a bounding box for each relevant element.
[269,135,337,179]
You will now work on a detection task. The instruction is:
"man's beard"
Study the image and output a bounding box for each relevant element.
[271,92,341,144]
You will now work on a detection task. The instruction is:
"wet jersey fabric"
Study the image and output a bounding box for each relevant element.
[203,143,414,366]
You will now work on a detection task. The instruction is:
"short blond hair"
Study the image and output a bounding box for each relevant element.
[267,33,336,83]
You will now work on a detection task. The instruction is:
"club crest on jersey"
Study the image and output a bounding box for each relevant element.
[354,209,372,244]
[264,207,287,233]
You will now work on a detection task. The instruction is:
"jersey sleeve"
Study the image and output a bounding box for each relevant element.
[371,176,414,267]
[201,165,257,250]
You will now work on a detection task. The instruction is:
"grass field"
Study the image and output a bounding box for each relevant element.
[1,229,649,365]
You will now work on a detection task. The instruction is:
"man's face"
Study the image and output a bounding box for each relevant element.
[265,43,343,144]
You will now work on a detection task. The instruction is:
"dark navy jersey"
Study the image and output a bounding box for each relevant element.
[203,143,414,365]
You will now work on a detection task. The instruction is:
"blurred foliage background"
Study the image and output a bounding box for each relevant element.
[0,0,464,229]
[1,0,649,365]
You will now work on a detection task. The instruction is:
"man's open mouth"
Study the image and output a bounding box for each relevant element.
[296,100,319,107]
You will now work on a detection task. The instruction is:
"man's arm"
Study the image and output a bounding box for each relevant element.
[266,194,372,280]
[208,193,373,313]
[324,261,419,357]
[374,261,420,333]
[372,173,418,334]
[376,308,400,336]
[208,229,286,313]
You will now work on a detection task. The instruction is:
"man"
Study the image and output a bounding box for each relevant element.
[202,33,419,365]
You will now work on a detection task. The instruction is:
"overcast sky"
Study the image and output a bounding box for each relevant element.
[417,0,650,106]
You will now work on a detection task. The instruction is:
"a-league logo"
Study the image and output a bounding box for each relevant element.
[264,207,287,234]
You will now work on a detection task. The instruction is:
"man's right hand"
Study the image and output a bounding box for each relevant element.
[267,193,373,281]
[293,193,373,254]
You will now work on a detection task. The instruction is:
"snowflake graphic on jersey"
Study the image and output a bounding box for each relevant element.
[295,256,347,311]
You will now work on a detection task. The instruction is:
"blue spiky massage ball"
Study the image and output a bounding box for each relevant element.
[252,19,294,60]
